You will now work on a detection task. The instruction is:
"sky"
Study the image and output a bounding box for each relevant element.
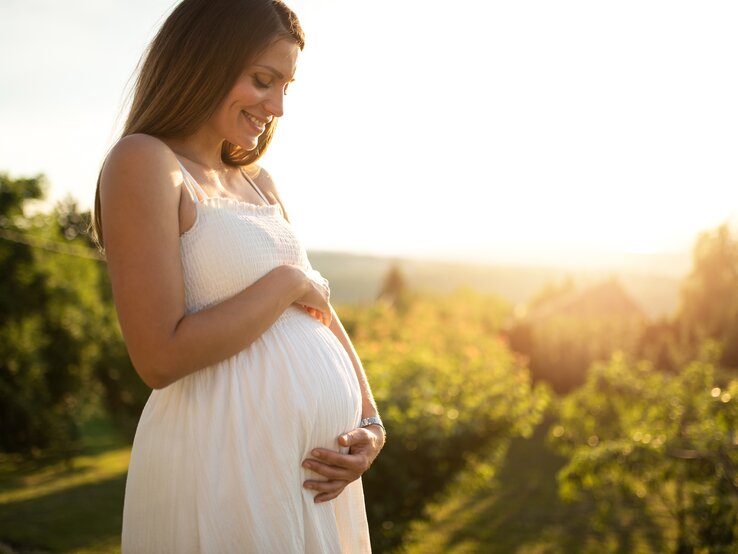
[1,0,737,271]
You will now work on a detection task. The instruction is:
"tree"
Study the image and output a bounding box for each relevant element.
[0,174,145,454]
[376,263,408,308]
[0,174,91,453]
[679,224,738,368]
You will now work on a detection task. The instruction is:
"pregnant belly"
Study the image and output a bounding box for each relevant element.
[170,307,361,453]
[134,307,361,481]
[254,307,363,450]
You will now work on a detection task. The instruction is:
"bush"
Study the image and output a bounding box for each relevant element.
[550,346,738,551]
[340,289,549,551]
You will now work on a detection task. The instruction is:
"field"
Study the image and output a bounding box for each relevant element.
[404,418,676,553]
[0,417,128,553]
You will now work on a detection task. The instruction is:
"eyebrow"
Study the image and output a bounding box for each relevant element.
[253,64,295,81]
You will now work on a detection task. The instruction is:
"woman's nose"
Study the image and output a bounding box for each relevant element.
[264,89,285,118]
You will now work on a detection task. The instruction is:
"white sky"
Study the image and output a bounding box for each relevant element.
[1,0,736,267]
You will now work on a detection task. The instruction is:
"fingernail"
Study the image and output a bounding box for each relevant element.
[312,449,321,457]
[341,434,349,442]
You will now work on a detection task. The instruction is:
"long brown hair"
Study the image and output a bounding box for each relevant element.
[92,0,304,248]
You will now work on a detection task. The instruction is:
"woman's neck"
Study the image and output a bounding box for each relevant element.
[165,128,225,172]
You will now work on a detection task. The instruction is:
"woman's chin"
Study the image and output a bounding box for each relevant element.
[235,138,260,152]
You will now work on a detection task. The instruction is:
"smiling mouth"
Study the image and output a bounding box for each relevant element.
[242,111,270,130]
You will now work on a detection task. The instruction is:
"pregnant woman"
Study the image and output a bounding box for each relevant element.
[93,0,384,551]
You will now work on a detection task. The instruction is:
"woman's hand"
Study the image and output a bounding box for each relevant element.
[302,425,386,503]
[305,306,331,326]
[295,268,332,326]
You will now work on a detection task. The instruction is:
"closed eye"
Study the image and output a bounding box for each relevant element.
[252,73,295,95]
[252,73,272,89]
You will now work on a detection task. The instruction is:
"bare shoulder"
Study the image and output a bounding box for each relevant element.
[250,164,278,197]
[99,133,185,255]
[101,134,180,201]
[250,164,290,220]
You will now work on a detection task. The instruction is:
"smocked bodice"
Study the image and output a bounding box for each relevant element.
[179,197,310,314]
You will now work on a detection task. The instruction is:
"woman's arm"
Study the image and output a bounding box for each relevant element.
[327,305,382,423]
[99,135,326,389]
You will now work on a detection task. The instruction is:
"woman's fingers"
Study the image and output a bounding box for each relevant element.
[315,489,344,503]
[301,450,363,503]
[303,305,331,326]
[307,448,366,473]
[302,458,355,481]
[303,478,346,493]
[302,479,347,503]
[301,428,384,501]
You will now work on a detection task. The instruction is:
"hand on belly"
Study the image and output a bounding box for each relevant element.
[301,426,386,503]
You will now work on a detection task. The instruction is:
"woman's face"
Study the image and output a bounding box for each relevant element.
[209,38,300,151]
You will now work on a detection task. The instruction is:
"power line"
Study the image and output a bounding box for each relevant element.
[0,228,105,261]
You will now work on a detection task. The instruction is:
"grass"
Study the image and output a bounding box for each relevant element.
[402,420,675,554]
[0,416,129,553]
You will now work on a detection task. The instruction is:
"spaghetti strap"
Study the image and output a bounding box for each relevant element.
[240,167,271,206]
[177,161,208,203]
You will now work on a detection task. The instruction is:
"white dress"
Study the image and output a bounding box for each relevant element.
[121,163,371,553]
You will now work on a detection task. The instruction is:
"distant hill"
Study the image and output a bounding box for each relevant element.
[308,251,685,319]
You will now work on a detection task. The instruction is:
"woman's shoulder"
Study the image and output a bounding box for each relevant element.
[104,134,178,175]
[100,134,182,216]
[101,134,181,200]
[248,164,289,220]
[246,164,276,193]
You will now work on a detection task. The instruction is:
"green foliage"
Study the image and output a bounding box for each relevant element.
[1,174,88,453]
[339,289,549,551]
[635,317,687,373]
[89,297,150,442]
[550,348,738,551]
[679,224,738,369]
[402,418,675,554]
[0,174,146,454]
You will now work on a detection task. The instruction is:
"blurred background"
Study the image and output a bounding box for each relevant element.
[2,0,738,552]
